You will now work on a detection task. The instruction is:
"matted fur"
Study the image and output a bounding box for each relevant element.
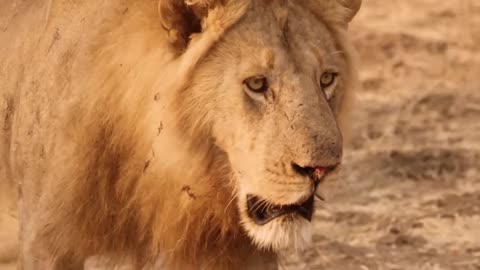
[0,0,360,269]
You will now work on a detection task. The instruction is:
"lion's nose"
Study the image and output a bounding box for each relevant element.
[291,163,338,185]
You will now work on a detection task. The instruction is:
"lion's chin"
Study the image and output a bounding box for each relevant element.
[241,214,313,251]
[238,192,315,251]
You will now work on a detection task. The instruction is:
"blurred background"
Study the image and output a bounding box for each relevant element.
[285,0,480,269]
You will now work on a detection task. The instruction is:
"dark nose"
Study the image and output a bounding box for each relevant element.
[291,163,339,185]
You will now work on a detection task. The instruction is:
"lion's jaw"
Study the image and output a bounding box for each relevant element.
[222,139,322,251]
[237,188,314,251]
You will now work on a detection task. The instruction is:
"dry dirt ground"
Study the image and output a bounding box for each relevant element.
[283,0,480,269]
[2,1,480,270]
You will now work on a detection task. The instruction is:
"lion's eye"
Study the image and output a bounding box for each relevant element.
[320,71,337,89]
[244,76,268,93]
[320,71,338,100]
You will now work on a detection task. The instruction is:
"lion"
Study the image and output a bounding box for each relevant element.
[0,0,361,269]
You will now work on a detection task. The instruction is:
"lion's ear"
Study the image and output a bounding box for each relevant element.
[342,0,362,23]
[158,0,207,49]
[308,0,362,28]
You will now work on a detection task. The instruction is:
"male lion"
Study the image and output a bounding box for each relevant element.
[0,0,361,269]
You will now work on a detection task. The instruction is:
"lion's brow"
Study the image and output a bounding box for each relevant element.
[262,48,275,69]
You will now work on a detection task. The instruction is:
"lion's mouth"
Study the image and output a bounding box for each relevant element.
[246,194,314,225]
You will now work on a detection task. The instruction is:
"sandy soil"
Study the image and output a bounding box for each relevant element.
[2,0,479,269]
[283,0,480,269]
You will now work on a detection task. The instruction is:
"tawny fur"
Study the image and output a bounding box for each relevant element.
[0,0,360,269]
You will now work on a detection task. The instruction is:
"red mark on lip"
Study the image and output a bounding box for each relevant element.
[313,167,327,179]
[314,167,329,202]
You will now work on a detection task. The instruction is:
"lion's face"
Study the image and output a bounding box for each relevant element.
[187,1,353,251]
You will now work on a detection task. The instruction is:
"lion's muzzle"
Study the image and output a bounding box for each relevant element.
[246,164,335,225]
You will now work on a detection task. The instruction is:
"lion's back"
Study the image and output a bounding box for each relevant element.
[0,1,125,265]
[0,1,176,265]
[0,0,125,191]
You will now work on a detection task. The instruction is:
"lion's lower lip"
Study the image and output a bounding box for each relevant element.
[246,195,315,225]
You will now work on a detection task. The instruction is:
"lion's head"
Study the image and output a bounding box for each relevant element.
[160,0,361,252]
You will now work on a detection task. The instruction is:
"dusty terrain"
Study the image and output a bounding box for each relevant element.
[2,0,480,269]
[284,0,480,269]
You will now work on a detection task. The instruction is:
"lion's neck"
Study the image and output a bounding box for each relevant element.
[127,113,277,269]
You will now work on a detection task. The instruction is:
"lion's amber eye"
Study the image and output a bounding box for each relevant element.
[244,76,268,93]
[320,71,338,100]
[320,71,337,89]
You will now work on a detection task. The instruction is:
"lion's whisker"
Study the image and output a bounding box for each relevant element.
[224,193,238,214]
[330,50,344,55]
